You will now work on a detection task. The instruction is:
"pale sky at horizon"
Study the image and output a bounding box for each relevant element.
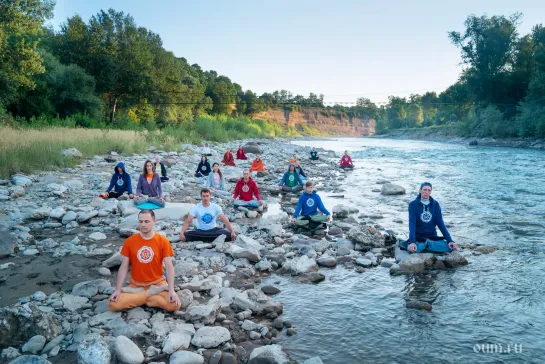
[49,0,545,104]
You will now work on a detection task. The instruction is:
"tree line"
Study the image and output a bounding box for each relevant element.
[373,13,545,138]
[1,1,329,129]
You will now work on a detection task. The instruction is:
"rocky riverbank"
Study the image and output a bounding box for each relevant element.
[375,129,545,150]
[0,139,469,364]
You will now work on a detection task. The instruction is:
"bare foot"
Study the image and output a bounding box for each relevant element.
[148,284,168,297]
[121,286,144,293]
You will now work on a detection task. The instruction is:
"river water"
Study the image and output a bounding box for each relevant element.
[267,138,545,363]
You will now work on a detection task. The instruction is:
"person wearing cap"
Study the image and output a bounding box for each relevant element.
[405,182,457,254]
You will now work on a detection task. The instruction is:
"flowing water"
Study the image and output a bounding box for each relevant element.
[267,138,545,363]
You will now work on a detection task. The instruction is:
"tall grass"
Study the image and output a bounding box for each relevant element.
[0,114,312,178]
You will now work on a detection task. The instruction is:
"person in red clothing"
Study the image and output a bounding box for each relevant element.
[109,209,181,312]
[222,148,236,166]
[232,169,263,208]
[236,146,248,160]
[339,150,354,169]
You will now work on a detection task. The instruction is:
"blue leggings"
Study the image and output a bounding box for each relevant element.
[401,238,452,254]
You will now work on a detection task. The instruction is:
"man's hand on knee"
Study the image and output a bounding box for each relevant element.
[110,289,121,302]
[169,290,181,306]
[408,243,417,253]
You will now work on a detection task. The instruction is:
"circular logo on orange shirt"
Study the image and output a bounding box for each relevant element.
[137,246,154,263]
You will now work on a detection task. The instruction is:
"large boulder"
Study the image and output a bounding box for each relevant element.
[346,225,384,251]
[162,332,192,354]
[72,279,111,298]
[9,356,52,364]
[0,228,17,258]
[248,345,293,364]
[184,296,221,324]
[380,183,406,195]
[114,336,144,364]
[77,336,111,364]
[61,148,82,158]
[191,326,231,349]
[0,303,62,348]
[243,143,261,154]
[12,175,32,187]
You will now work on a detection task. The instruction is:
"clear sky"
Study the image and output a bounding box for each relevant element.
[49,0,545,104]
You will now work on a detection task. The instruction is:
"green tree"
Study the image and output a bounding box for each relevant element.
[0,0,55,107]
[406,104,424,127]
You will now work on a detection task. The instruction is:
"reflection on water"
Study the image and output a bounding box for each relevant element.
[265,138,545,363]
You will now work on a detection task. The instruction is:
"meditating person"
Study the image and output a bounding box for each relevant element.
[404,182,457,254]
[206,163,229,195]
[291,181,331,227]
[202,142,212,156]
[339,150,354,169]
[289,153,297,164]
[195,155,212,178]
[294,160,307,182]
[154,156,169,182]
[236,146,248,160]
[249,154,265,172]
[100,162,133,200]
[222,148,236,167]
[279,164,304,193]
[134,160,165,208]
[180,188,236,242]
[310,147,319,160]
[109,209,181,312]
[232,169,263,208]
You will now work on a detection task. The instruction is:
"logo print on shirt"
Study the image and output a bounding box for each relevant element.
[242,184,250,192]
[420,211,432,223]
[343,156,348,161]
[201,165,206,171]
[202,212,214,224]
[288,175,295,182]
[117,178,124,186]
[137,246,154,263]
[306,198,315,207]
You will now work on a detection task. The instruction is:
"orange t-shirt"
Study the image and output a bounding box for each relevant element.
[120,233,174,283]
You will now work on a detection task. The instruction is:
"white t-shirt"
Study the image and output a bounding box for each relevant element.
[190,203,223,230]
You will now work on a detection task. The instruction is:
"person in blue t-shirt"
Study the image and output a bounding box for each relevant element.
[291,181,331,227]
[180,188,236,242]
[405,182,457,254]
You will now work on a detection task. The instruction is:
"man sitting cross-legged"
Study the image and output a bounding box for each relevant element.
[180,188,237,242]
[291,181,331,228]
[109,209,181,312]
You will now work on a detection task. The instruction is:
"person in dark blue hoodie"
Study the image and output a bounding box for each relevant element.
[291,181,331,227]
[279,164,304,193]
[405,182,457,254]
[195,155,211,178]
[100,162,134,199]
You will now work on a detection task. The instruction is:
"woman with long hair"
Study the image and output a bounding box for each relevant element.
[195,155,211,177]
[134,160,165,208]
[206,162,228,195]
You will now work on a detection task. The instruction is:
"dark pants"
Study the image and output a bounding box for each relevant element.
[195,172,209,178]
[185,227,232,242]
[310,157,319,160]
[340,165,354,169]
[281,185,303,193]
[108,191,124,199]
[160,177,169,182]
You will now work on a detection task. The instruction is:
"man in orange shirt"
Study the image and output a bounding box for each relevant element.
[109,209,181,311]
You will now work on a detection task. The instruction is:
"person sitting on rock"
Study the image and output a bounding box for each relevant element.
[206,162,229,195]
[100,162,133,200]
[339,150,354,169]
[180,188,236,242]
[289,153,297,164]
[232,169,263,208]
[195,155,211,178]
[202,142,212,156]
[294,160,307,182]
[236,146,248,160]
[154,156,169,182]
[249,154,265,173]
[109,209,181,311]
[404,182,457,254]
[222,148,236,167]
[279,164,304,193]
[134,160,165,208]
[310,147,319,160]
[291,181,331,227]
